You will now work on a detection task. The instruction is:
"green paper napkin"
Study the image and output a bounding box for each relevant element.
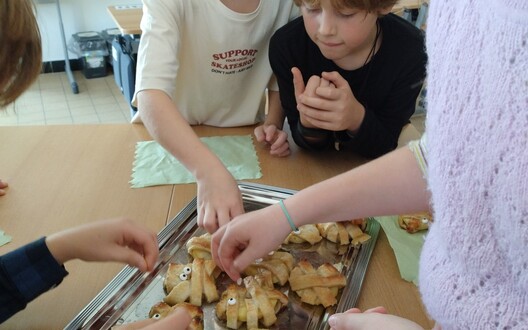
[374,216,426,285]
[0,230,12,247]
[130,135,262,188]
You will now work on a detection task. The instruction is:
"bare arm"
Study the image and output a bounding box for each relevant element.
[137,90,244,233]
[212,145,430,279]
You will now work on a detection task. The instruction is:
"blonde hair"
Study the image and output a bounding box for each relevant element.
[293,0,398,12]
[0,0,42,108]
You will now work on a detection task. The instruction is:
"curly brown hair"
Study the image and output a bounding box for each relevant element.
[293,0,399,12]
[0,0,42,108]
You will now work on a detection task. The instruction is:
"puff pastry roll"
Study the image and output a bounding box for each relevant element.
[288,260,346,307]
[149,302,203,330]
[163,259,220,306]
[186,233,212,260]
[215,275,288,329]
[398,211,433,233]
[316,220,371,246]
[283,224,323,245]
[242,251,294,286]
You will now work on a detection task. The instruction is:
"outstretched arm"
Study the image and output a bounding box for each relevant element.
[137,90,244,233]
[212,144,430,280]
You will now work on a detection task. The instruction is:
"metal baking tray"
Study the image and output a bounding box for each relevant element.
[65,182,379,330]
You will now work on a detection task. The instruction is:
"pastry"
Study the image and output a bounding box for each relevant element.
[215,275,288,329]
[149,302,203,330]
[288,260,346,307]
[316,219,371,246]
[186,233,212,260]
[163,258,220,306]
[242,251,294,286]
[398,211,433,233]
[283,224,323,245]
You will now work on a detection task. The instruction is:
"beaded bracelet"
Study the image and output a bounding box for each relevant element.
[279,200,299,232]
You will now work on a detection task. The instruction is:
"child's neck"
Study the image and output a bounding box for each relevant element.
[220,0,260,13]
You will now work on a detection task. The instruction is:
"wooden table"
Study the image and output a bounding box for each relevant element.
[0,124,433,329]
[107,4,143,35]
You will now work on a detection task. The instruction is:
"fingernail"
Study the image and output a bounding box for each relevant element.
[328,315,337,327]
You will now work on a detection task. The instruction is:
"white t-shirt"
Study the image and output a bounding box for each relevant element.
[133,0,299,126]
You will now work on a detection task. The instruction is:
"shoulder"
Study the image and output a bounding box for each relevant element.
[379,14,426,61]
[270,17,306,46]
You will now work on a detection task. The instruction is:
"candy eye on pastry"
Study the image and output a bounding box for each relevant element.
[283,224,322,245]
[149,302,204,330]
[151,313,161,320]
[179,273,189,281]
[183,266,192,275]
[227,297,237,305]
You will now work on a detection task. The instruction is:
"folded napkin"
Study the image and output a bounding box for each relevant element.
[0,229,12,247]
[374,216,426,285]
[130,135,262,188]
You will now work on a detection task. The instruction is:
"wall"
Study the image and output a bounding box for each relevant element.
[36,0,141,62]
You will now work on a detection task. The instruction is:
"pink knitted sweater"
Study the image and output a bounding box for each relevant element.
[419,0,527,329]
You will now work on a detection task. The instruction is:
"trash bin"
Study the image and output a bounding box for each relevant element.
[69,31,108,79]
[101,28,121,67]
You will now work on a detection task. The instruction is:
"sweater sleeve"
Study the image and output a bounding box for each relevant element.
[0,237,68,323]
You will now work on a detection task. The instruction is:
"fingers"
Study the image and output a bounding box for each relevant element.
[253,125,266,143]
[212,226,243,281]
[291,67,305,101]
[0,179,8,196]
[364,306,387,314]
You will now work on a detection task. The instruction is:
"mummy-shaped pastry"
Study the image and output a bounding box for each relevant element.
[163,259,220,306]
[398,211,433,233]
[215,275,288,329]
[288,260,346,307]
[316,219,370,246]
[283,224,323,245]
[149,302,204,330]
[242,251,294,286]
[186,233,212,260]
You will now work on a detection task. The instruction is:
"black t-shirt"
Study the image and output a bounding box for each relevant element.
[269,14,427,158]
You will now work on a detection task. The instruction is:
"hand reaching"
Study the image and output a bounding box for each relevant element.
[292,67,365,133]
[114,307,192,330]
[196,168,245,234]
[45,218,159,272]
[328,306,424,330]
[211,203,291,281]
[254,124,290,157]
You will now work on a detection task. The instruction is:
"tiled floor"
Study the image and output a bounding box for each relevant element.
[0,70,427,135]
[0,71,132,126]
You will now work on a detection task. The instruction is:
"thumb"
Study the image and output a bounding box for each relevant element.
[291,67,305,101]
[232,247,262,275]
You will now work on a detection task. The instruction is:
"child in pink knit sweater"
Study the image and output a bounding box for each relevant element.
[211,0,528,329]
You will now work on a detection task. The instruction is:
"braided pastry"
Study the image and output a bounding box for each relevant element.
[215,275,288,329]
[283,224,323,245]
[242,251,294,286]
[316,219,370,246]
[149,302,203,330]
[186,233,212,260]
[288,260,346,307]
[398,211,433,233]
[163,258,220,306]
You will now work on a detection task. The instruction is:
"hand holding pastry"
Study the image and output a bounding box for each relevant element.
[211,204,292,281]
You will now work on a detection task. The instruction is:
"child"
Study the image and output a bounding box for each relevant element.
[134,0,299,234]
[0,218,159,322]
[211,0,528,328]
[0,2,190,328]
[257,0,427,158]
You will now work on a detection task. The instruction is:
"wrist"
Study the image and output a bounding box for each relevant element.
[46,234,72,265]
[297,121,329,139]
